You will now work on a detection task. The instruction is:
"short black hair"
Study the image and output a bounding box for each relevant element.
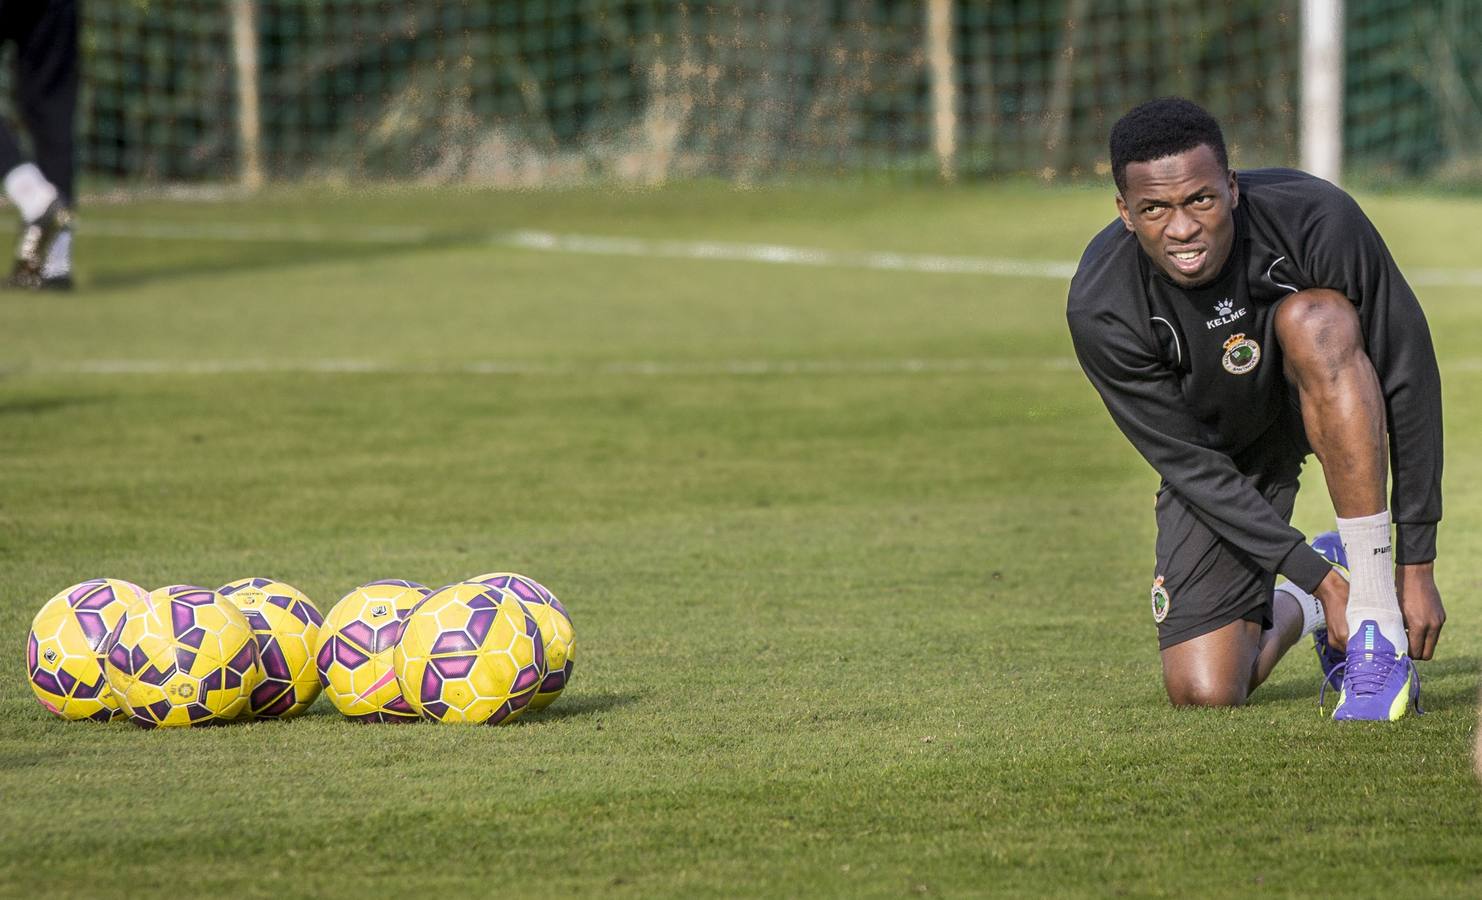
[1109,97,1228,194]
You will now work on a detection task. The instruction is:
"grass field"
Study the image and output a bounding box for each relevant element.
[2,180,1480,897]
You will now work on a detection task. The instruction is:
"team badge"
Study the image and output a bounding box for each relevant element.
[1221,333,1261,375]
[1151,575,1171,624]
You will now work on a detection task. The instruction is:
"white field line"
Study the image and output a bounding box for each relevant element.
[9,356,1482,378]
[4,357,1083,378]
[82,218,1482,287]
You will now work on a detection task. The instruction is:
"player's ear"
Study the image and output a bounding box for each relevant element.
[1115,193,1134,231]
[1227,169,1239,208]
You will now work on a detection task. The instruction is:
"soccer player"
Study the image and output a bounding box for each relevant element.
[0,0,78,290]
[1067,97,1444,720]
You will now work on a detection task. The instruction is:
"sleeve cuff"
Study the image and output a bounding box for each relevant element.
[1396,523,1437,565]
[1279,541,1334,595]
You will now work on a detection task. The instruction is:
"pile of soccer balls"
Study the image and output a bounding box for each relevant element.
[24,573,576,728]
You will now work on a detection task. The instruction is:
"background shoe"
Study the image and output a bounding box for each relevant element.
[1309,531,1348,690]
[5,200,72,289]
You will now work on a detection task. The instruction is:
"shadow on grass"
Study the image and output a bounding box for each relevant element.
[83,231,471,292]
[517,690,642,725]
[0,395,110,416]
[1253,653,1478,710]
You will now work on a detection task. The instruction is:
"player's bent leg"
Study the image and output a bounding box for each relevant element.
[1273,288,1386,518]
[1160,619,1263,707]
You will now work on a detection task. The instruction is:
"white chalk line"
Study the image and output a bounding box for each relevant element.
[82,218,1482,287]
[2,357,1082,378]
[8,356,1482,378]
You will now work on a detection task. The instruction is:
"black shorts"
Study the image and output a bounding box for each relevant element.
[1150,412,1310,650]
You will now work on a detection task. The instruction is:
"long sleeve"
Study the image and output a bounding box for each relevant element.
[1068,311,1334,592]
[1297,190,1443,563]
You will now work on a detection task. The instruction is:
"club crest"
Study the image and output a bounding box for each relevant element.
[1221,333,1261,375]
[1151,575,1171,623]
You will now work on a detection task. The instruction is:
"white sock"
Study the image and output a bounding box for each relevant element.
[1337,510,1406,653]
[3,163,57,222]
[1275,581,1326,637]
[42,228,71,278]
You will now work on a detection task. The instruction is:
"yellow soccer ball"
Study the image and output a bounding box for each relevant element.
[26,579,148,721]
[469,572,576,711]
[316,580,431,723]
[102,585,264,728]
[393,582,545,725]
[219,578,324,719]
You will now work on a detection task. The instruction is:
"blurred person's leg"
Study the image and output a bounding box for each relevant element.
[6,0,78,288]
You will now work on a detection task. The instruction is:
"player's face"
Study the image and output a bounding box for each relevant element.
[1115,144,1239,288]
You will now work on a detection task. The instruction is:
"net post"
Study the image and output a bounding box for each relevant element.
[926,0,959,183]
[230,0,265,192]
[1301,0,1344,184]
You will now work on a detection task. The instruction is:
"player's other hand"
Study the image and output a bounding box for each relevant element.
[1398,562,1445,660]
[1313,568,1350,649]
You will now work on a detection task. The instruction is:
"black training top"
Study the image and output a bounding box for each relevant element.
[1067,168,1442,594]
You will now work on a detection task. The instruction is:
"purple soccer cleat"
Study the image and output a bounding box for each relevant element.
[1309,531,1348,691]
[1330,620,1420,721]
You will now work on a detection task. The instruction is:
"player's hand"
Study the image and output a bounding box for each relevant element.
[1398,562,1445,660]
[1312,568,1350,649]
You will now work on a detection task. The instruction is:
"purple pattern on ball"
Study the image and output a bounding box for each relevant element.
[228,642,258,672]
[334,640,369,669]
[31,670,62,695]
[316,640,335,671]
[299,601,323,627]
[532,635,547,671]
[68,580,105,603]
[372,622,403,653]
[188,704,213,722]
[201,669,223,692]
[26,634,37,672]
[509,691,533,711]
[541,669,567,692]
[55,668,77,692]
[431,655,476,678]
[148,699,173,721]
[340,622,374,651]
[130,646,151,674]
[431,631,476,654]
[171,602,196,636]
[268,594,292,610]
[175,590,215,606]
[76,611,109,649]
[179,627,206,649]
[486,704,513,725]
[420,667,442,702]
[252,680,286,707]
[466,591,496,611]
[512,666,540,693]
[243,610,269,631]
[465,608,496,645]
[260,640,291,680]
[88,708,114,723]
[549,597,569,618]
[386,695,414,714]
[73,676,102,699]
[108,644,132,674]
[508,580,539,604]
[175,648,197,672]
[422,700,449,719]
[76,585,118,610]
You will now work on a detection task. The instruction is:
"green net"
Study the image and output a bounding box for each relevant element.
[10,1,1480,188]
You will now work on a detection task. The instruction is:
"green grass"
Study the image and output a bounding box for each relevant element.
[2,181,1481,897]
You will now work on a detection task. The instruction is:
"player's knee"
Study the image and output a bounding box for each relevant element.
[1275,288,1364,376]
[1164,677,1248,708]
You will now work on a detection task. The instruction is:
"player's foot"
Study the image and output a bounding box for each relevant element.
[5,201,72,290]
[1309,530,1348,691]
[1331,620,1420,721]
